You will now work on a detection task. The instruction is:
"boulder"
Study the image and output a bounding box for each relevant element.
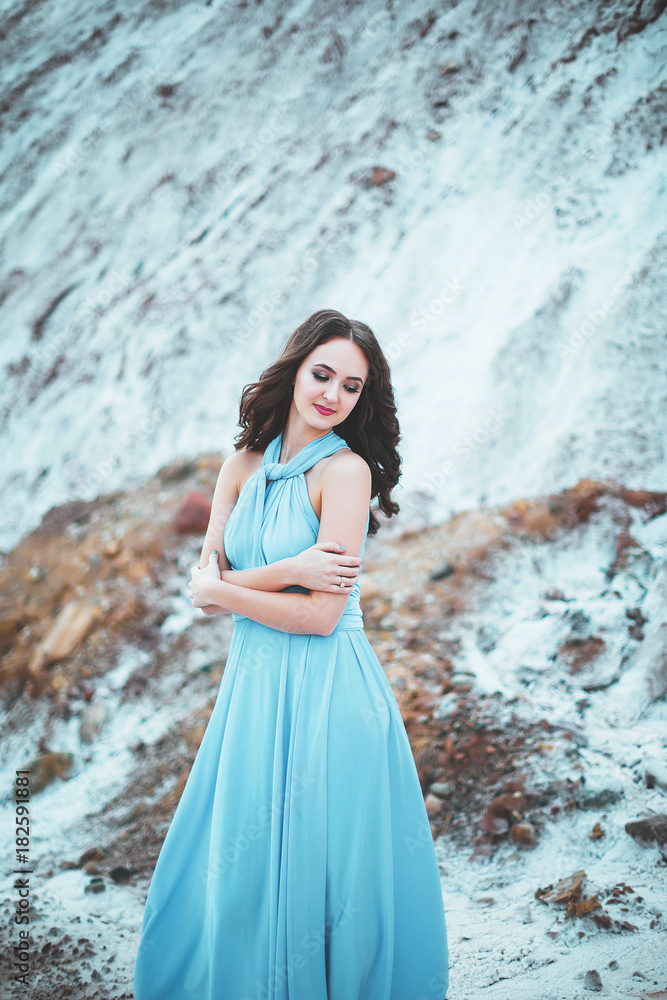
[28,601,99,672]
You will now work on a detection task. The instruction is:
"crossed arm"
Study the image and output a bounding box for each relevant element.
[189,449,371,636]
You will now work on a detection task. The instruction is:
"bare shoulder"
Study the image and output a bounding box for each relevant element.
[321,448,371,490]
[226,446,263,493]
[230,445,262,471]
[218,447,244,480]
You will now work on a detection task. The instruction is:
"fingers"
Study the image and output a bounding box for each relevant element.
[331,569,359,589]
[315,542,363,566]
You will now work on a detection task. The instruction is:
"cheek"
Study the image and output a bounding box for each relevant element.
[295,373,312,398]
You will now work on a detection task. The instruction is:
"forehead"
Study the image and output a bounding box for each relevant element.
[304,340,368,373]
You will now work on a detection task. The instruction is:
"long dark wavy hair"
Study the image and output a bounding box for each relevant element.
[234,309,401,536]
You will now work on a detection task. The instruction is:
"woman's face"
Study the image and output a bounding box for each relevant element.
[292,337,369,430]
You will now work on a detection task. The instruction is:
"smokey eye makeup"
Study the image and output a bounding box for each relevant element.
[312,370,360,393]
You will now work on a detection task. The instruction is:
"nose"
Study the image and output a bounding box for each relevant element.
[322,383,337,403]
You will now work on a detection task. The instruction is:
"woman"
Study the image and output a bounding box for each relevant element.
[133,309,449,999]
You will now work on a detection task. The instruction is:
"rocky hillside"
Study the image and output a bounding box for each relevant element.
[0,457,665,997]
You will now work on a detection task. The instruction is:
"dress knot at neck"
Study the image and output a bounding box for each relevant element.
[263,429,338,481]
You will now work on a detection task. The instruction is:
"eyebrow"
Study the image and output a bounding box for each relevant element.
[312,362,365,384]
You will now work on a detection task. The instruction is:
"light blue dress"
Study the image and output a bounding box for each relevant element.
[133,428,449,999]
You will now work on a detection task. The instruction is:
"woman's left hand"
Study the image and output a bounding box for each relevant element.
[188,551,222,608]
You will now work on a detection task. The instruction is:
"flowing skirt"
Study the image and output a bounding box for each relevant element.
[133,619,449,999]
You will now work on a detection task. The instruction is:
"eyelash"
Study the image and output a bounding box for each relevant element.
[312,372,360,393]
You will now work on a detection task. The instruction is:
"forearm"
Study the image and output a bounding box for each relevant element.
[204,578,333,635]
[219,557,298,592]
[199,603,229,616]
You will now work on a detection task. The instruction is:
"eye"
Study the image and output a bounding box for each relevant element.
[313,372,360,394]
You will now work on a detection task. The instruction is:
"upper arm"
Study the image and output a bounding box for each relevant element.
[199,449,246,573]
[312,451,372,636]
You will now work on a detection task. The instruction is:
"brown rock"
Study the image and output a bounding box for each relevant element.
[15,752,75,795]
[438,58,460,75]
[558,635,606,674]
[175,491,211,533]
[157,457,198,482]
[424,793,443,818]
[478,790,526,836]
[102,537,121,557]
[569,894,601,918]
[109,865,133,884]
[79,847,107,866]
[510,822,538,848]
[625,813,667,847]
[470,833,494,858]
[370,167,395,186]
[84,877,105,895]
[583,969,603,991]
[28,601,99,672]
[536,869,586,904]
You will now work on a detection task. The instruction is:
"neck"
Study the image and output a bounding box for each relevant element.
[279,411,333,463]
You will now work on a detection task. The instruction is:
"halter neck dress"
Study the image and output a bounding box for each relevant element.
[133,428,449,1000]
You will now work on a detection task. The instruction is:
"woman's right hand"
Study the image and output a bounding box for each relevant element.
[291,541,362,592]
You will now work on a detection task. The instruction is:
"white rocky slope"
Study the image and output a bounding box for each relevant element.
[1,0,665,554]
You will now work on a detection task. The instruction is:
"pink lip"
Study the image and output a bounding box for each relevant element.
[314,404,335,415]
